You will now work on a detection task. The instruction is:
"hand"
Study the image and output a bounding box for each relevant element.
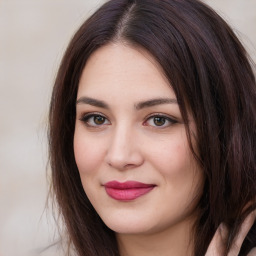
[205,210,256,256]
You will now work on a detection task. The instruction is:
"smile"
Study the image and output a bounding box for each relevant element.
[104,180,156,201]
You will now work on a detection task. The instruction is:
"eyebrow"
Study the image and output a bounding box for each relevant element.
[76,96,178,109]
[135,98,178,110]
[76,97,109,109]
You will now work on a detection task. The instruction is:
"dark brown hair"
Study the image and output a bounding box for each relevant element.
[48,0,256,255]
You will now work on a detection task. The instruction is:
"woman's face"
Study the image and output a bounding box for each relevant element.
[74,43,203,236]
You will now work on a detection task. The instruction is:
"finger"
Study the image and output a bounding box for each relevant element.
[228,210,256,256]
[247,247,256,256]
[205,223,228,256]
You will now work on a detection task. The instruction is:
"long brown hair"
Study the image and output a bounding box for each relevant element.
[48,0,256,255]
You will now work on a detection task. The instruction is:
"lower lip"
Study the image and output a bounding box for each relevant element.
[105,186,155,201]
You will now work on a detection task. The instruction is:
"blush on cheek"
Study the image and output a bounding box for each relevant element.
[74,139,103,175]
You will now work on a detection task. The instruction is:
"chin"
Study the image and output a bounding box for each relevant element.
[100,212,156,235]
[98,206,198,237]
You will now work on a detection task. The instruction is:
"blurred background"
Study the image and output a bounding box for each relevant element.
[0,1,255,256]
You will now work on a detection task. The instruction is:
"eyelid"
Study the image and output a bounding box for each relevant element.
[143,113,178,127]
[78,111,178,128]
[79,112,111,127]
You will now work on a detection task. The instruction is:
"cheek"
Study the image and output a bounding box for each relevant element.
[146,133,192,177]
[73,129,105,176]
[145,130,202,194]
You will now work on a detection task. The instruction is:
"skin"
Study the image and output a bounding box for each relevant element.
[205,210,256,256]
[74,42,204,256]
[73,42,255,255]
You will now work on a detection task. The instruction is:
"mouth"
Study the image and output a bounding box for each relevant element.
[104,180,156,201]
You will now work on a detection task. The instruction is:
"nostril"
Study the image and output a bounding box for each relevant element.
[123,163,138,170]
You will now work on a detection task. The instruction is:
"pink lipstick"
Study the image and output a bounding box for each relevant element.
[104,181,155,201]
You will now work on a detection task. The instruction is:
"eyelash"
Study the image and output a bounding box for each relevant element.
[79,112,110,127]
[143,114,178,128]
[79,113,178,128]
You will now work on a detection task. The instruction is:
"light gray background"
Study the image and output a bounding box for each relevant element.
[0,1,255,256]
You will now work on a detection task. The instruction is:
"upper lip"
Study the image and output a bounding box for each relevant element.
[104,180,156,189]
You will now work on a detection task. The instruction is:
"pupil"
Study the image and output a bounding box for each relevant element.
[154,117,165,126]
[94,116,105,125]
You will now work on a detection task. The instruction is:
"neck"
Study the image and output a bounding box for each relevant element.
[116,217,196,256]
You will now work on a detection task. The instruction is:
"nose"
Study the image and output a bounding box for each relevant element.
[105,125,144,170]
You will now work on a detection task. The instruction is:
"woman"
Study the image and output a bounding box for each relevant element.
[48,0,256,255]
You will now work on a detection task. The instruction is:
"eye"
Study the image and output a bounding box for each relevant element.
[144,115,177,128]
[79,113,110,127]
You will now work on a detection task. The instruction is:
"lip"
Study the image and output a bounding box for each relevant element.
[104,180,156,201]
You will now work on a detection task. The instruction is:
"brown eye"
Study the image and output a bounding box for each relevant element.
[143,114,177,128]
[80,113,110,127]
[94,115,106,125]
[153,117,166,126]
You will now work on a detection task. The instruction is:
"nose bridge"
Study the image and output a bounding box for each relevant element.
[112,123,131,153]
[105,122,143,170]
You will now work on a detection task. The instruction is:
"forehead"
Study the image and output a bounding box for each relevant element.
[77,43,176,101]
